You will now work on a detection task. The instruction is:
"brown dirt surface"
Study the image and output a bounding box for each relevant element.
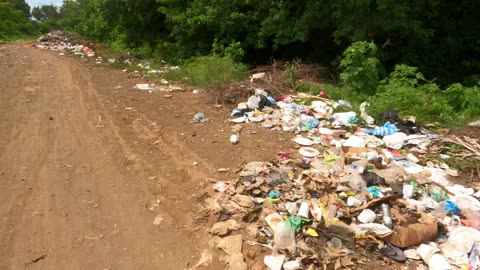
[0,43,292,270]
[454,126,480,140]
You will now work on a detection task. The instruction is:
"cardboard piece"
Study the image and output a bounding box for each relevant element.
[387,222,438,248]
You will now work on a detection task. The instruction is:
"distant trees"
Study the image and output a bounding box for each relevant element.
[4,0,479,85]
[32,5,60,22]
[0,0,30,17]
[0,1,34,40]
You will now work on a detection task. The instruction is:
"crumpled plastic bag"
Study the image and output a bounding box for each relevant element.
[343,135,365,147]
[440,226,480,266]
[239,162,270,177]
[359,102,375,125]
[354,223,393,237]
[382,132,408,150]
[450,194,480,211]
[366,122,398,136]
[193,112,208,123]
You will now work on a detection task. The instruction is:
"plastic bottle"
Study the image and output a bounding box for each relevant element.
[381,203,393,228]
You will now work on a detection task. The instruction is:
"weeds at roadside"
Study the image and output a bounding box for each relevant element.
[163,55,248,89]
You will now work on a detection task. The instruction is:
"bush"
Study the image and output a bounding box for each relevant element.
[334,43,480,127]
[338,41,381,95]
[0,2,36,40]
[369,65,457,125]
[163,55,248,89]
[212,40,245,62]
[444,83,480,120]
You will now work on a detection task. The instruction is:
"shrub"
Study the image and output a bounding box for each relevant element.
[212,40,245,62]
[369,65,457,125]
[338,41,380,95]
[444,83,480,120]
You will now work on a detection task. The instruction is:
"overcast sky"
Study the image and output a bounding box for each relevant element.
[27,0,63,8]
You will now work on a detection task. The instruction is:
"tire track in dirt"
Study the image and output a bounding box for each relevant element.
[0,43,293,270]
[0,44,215,270]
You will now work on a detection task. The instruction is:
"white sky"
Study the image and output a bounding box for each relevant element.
[26,0,63,8]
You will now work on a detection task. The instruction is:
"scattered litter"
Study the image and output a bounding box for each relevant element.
[153,213,164,226]
[200,88,479,270]
[292,137,314,146]
[134,83,153,91]
[230,134,240,144]
[193,112,208,123]
[250,72,266,82]
[298,147,320,157]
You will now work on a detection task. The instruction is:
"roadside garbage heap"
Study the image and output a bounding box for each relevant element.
[36,32,182,83]
[205,89,480,270]
[36,30,98,59]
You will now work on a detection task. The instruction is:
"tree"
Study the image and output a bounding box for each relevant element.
[0,0,30,17]
[51,0,480,84]
[32,5,60,22]
[0,2,34,39]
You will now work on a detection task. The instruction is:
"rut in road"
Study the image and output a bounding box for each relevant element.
[0,44,217,270]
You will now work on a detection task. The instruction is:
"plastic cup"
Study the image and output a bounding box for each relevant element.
[357,209,376,223]
[347,196,362,207]
[297,202,310,218]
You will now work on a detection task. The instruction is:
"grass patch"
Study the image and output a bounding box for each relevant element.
[0,34,37,42]
[163,55,248,89]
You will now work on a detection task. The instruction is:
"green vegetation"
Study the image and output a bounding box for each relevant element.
[25,0,477,85]
[1,0,479,127]
[0,1,34,40]
[298,42,480,127]
[164,55,248,89]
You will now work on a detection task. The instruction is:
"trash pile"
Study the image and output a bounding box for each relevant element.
[37,30,98,58]
[36,31,187,94]
[205,86,480,270]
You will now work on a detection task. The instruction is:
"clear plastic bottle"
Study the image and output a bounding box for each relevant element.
[381,203,393,228]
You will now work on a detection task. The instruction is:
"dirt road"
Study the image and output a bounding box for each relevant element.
[0,43,290,270]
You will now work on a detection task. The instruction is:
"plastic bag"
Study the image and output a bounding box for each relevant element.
[360,102,374,125]
[274,222,296,251]
[440,226,480,266]
[367,122,398,136]
[462,209,480,231]
[450,195,480,211]
[382,132,408,150]
[330,112,356,126]
[343,172,366,191]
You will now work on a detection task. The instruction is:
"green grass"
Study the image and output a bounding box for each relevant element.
[163,55,248,89]
[0,33,37,42]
